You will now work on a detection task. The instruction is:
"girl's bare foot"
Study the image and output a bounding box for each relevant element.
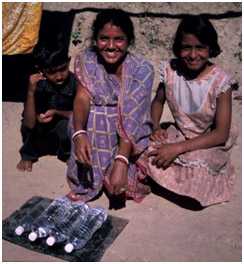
[16,160,33,172]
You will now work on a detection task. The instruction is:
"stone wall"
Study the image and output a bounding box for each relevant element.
[43,2,242,93]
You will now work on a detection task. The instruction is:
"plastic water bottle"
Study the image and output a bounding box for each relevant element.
[15,200,46,236]
[28,196,73,242]
[64,207,107,253]
[46,202,89,246]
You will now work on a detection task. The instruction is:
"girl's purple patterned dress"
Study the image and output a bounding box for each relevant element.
[66,49,154,202]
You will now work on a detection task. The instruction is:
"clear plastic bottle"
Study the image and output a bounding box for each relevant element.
[28,196,73,242]
[46,202,89,246]
[15,200,46,236]
[64,207,107,253]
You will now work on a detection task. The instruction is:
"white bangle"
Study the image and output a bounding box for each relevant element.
[72,130,87,141]
[115,155,129,165]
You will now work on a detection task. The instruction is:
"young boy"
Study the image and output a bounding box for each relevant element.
[16,40,77,172]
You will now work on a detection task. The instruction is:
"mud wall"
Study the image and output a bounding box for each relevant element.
[43,2,242,92]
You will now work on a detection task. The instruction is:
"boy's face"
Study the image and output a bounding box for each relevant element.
[43,61,70,86]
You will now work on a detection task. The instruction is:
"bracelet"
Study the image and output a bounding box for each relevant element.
[115,155,129,166]
[72,130,87,141]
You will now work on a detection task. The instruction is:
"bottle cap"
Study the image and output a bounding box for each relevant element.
[46,236,56,246]
[28,231,38,241]
[38,227,47,236]
[15,226,24,236]
[64,243,74,253]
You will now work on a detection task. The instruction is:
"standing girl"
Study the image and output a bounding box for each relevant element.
[149,15,237,207]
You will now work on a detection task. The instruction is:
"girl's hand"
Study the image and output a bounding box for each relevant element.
[74,134,92,166]
[109,160,128,195]
[148,143,181,169]
[150,128,168,142]
[29,73,46,93]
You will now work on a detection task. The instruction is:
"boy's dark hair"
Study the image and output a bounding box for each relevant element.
[173,15,221,58]
[33,35,70,71]
[91,8,135,45]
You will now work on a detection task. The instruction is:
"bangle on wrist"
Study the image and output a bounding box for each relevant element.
[72,130,87,141]
[115,154,129,166]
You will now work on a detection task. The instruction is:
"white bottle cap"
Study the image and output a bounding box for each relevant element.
[15,226,24,236]
[38,227,47,236]
[28,231,38,241]
[46,236,56,246]
[64,243,74,253]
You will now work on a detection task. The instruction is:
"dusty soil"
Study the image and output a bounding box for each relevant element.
[2,98,241,262]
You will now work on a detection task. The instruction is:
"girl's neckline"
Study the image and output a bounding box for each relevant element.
[169,59,217,82]
[188,63,216,82]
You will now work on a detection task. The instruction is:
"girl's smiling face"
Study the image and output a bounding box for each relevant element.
[180,33,210,72]
[96,22,129,65]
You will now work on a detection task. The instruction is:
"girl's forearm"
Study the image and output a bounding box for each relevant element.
[117,138,132,159]
[151,83,166,130]
[73,90,90,131]
[177,129,230,155]
[151,100,163,130]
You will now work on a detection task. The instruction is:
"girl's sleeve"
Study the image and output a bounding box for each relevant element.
[216,72,237,97]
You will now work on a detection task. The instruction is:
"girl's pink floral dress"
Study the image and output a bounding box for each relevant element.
[148,60,237,206]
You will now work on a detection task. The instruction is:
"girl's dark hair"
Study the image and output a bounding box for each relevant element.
[173,15,221,58]
[33,34,69,70]
[92,8,135,45]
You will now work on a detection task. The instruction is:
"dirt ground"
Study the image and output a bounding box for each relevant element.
[2,95,241,261]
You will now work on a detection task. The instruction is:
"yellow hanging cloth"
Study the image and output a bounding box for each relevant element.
[3,2,42,55]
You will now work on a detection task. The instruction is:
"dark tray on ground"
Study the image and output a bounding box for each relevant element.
[2,196,129,262]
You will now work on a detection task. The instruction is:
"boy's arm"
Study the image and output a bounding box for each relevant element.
[23,73,45,128]
[52,110,72,119]
[151,82,166,130]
